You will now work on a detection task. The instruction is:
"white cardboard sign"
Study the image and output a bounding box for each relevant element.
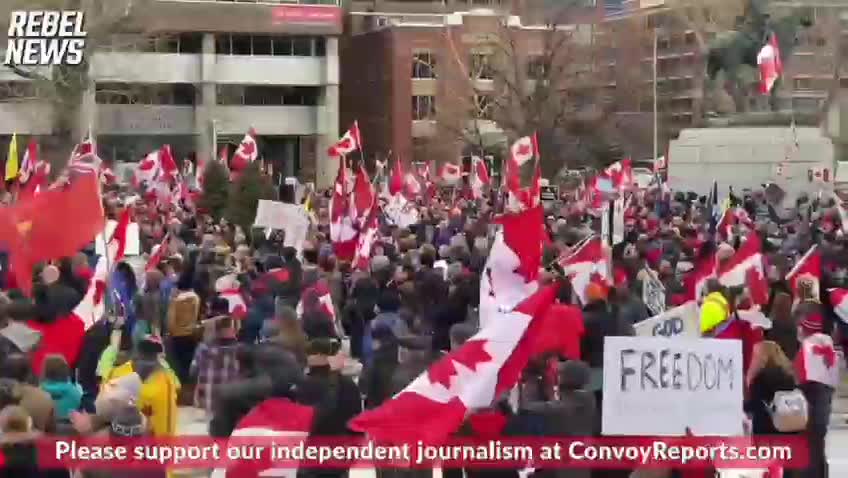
[634,302,699,339]
[602,336,744,437]
[254,200,310,251]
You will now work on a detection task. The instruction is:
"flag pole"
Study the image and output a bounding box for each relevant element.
[652,29,659,168]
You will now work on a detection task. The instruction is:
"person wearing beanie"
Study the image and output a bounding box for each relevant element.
[580,277,634,418]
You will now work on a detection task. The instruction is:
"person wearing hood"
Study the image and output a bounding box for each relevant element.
[40,354,82,421]
[361,289,408,408]
[190,311,240,416]
[82,405,166,478]
[0,293,42,358]
[167,275,201,383]
[102,336,179,437]
[0,405,58,478]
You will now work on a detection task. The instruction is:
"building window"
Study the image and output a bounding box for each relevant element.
[0,82,37,102]
[412,51,436,79]
[840,77,848,88]
[216,85,320,106]
[215,34,324,56]
[794,77,813,90]
[101,33,202,53]
[470,53,495,80]
[684,32,696,45]
[412,95,436,120]
[473,94,494,120]
[793,97,820,111]
[95,83,195,105]
[526,55,546,80]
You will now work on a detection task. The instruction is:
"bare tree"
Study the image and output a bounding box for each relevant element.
[0,0,154,163]
[428,12,645,177]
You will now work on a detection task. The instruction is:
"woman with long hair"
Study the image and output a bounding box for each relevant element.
[744,340,798,435]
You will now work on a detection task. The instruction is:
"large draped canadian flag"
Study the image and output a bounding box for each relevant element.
[349,284,557,443]
[350,205,554,443]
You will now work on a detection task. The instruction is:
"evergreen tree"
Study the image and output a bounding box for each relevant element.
[226,162,277,233]
[199,160,230,220]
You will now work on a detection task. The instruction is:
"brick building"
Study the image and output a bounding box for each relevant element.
[341,0,848,166]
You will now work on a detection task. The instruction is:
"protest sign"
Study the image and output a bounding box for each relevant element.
[95,221,140,256]
[634,302,699,339]
[641,270,666,315]
[254,200,310,251]
[602,336,744,436]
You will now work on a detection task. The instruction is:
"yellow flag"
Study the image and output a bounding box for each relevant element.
[4,133,18,181]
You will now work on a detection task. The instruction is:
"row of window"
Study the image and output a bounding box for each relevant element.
[92,83,321,106]
[411,94,495,120]
[99,33,327,57]
[411,51,548,80]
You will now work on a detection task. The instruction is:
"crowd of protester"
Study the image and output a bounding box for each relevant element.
[0,181,844,478]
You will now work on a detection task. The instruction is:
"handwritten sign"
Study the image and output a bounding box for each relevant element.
[635,302,699,338]
[602,336,744,436]
[641,270,666,316]
[254,200,310,251]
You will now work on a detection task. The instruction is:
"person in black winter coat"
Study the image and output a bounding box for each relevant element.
[296,338,362,478]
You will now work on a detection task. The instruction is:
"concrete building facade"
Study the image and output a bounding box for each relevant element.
[0,0,343,188]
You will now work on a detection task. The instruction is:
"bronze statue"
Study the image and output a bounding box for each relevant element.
[705,0,813,113]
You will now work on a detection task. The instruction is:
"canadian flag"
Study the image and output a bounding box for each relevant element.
[17,139,37,185]
[718,233,769,306]
[795,333,839,388]
[717,207,754,243]
[786,245,822,299]
[439,162,462,184]
[297,279,342,335]
[506,136,538,206]
[470,156,491,199]
[329,158,358,261]
[684,253,717,302]
[479,205,543,328]
[18,144,50,200]
[73,208,131,330]
[230,129,259,172]
[829,288,848,324]
[602,158,633,191]
[389,159,405,197]
[348,283,558,442]
[146,233,170,272]
[758,34,783,94]
[69,129,95,165]
[404,172,422,199]
[135,149,162,186]
[159,144,180,180]
[211,399,313,478]
[354,205,379,271]
[559,237,610,305]
[328,121,362,157]
[219,288,248,319]
[352,165,375,224]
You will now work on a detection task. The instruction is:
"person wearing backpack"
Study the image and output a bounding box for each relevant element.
[794,314,837,478]
[744,341,802,435]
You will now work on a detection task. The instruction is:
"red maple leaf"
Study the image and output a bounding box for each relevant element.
[812,344,836,368]
[428,340,492,388]
[337,138,352,150]
[241,140,256,156]
[515,143,531,157]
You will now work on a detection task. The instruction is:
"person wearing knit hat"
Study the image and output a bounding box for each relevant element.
[584,281,609,304]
